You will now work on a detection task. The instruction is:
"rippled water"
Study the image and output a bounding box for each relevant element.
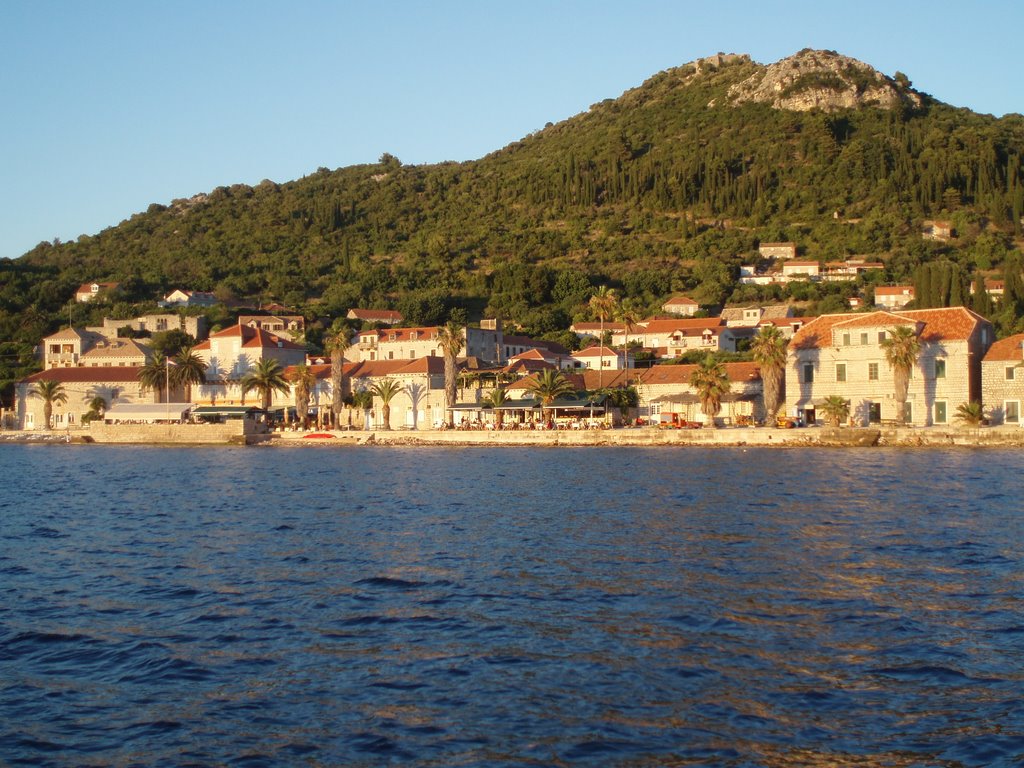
[1,444,1023,766]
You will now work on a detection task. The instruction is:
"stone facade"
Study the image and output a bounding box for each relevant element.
[787,308,993,427]
[981,333,1024,426]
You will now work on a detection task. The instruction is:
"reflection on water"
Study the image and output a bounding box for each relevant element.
[1,445,1023,766]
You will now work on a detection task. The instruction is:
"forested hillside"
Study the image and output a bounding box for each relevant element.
[2,50,1024,397]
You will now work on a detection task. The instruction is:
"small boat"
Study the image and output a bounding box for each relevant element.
[302,432,336,439]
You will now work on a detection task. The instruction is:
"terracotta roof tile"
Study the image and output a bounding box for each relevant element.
[983,333,1024,362]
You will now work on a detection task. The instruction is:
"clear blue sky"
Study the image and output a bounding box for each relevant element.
[2,0,1021,260]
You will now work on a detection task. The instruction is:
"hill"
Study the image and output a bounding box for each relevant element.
[2,49,1024,392]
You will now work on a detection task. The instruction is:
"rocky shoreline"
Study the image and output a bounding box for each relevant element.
[5,425,1024,448]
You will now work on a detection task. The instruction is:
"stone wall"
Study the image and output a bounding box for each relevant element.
[86,421,259,444]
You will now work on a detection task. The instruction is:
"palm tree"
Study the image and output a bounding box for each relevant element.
[138,350,170,403]
[437,321,464,427]
[750,325,787,425]
[290,364,316,429]
[31,380,67,430]
[880,325,921,425]
[369,378,404,430]
[589,286,618,388]
[82,395,107,425]
[483,386,509,428]
[689,356,731,429]
[600,386,639,426]
[527,369,577,422]
[955,401,985,426]
[171,345,206,403]
[616,298,642,385]
[821,395,850,427]
[326,328,350,429]
[240,358,290,411]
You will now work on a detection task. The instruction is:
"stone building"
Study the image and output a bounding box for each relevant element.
[981,333,1024,426]
[786,307,993,426]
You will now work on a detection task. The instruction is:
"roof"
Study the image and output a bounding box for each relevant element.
[638,362,761,386]
[359,326,442,342]
[43,327,96,342]
[721,304,792,321]
[81,339,151,359]
[983,334,1024,363]
[348,308,404,323]
[663,295,699,307]
[194,323,304,351]
[790,307,989,350]
[875,286,914,296]
[572,346,620,358]
[20,366,145,384]
[759,241,796,249]
[76,281,119,294]
[638,318,726,334]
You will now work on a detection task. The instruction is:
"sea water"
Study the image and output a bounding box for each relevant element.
[1,445,1022,766]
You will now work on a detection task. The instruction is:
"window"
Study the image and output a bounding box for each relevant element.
[388,351,394,360]
[409,350,416,359]
[935,359,946,379]
[878,331,887,343]
[868,362,879,381]
[802,363,814,383]
[860,333,869,345]
[836,363,846,382]
[842,333,851,346]
[934,401,947,424]
[903,401,913,424]
[1006,401,1020,424]
[1006,366,1016,381]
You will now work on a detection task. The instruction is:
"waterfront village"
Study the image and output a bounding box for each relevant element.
[7,241,1024,444]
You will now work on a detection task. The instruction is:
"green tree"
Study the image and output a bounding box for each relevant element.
[138,351,170,403]
[171,345,207,403]
[368,378,404,430]
[526,369,576,422]
[880,325,921,425]
[241,358,290,411]
[31,379,67,430]
[749,325,787,424]
[483,386,509,428]
[588,286,618,388]
[821,395,850,427]
[326,327,350,428]
[955,401,985,426]
[290,364,316,428]
[689,355,731,429]
[437,321,464,427]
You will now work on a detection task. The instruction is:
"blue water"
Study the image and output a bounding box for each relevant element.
[1,445,1022,766]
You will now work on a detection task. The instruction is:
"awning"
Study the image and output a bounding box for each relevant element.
[104,403,192,422]
[651,393,700,404]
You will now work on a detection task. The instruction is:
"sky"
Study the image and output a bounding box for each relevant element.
[2,0,1022,261]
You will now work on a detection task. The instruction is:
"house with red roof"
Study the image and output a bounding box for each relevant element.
[637,362,763,427]
[661,295,700,317]
[192,323,307,404]
[75,282,120,303]
[14,366,147,430]
[346,308,404,326]
[571,345,631,371]
[874,286,915,310]
[786,307,993,427]
[981,333,1024,426]
[353,324,507,365]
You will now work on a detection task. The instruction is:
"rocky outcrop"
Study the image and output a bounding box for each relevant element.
[727,49,921,113]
